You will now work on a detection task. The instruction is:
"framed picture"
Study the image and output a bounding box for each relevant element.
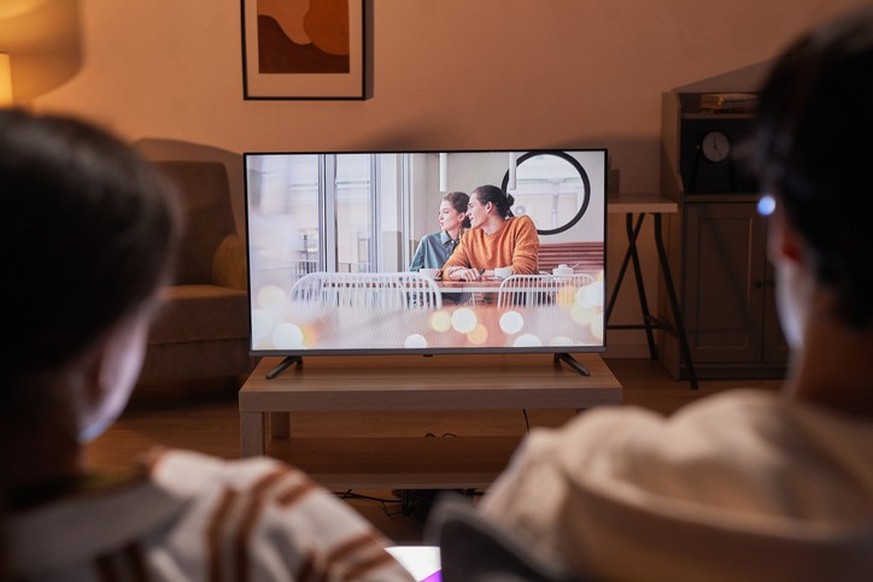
[241,0,365,100]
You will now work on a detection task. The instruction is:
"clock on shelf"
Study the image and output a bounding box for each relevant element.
[701,130,731,162]
[680,118,757,194]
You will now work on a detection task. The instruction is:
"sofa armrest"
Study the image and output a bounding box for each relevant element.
[212,234,247,290]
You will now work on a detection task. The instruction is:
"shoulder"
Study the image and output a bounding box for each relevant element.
[463,228,486,242]
[148,449,413,580]
[523,388,873,503]
[542,389,792,466]
[420,231,443,245]
[508,215,537,232]
[148,447,289,489]
[488,387,873,495]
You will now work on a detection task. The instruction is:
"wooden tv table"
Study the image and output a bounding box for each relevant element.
[239,353,622,489]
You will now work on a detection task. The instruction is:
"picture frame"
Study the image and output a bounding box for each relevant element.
[241,0,365,100]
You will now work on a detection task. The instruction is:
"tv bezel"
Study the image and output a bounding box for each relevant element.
[243,147,608,359]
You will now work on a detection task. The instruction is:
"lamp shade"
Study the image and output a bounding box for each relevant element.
[0,53,12,105]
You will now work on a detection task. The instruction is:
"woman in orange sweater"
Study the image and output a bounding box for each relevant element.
[443,184,540,281]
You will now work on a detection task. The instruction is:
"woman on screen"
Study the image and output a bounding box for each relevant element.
[443,184,540,281]
[409,190,470,271]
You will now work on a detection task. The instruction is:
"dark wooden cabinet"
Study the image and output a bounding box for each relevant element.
[660,91,788,379]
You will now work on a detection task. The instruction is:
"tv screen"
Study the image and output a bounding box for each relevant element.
[243,149,607,359]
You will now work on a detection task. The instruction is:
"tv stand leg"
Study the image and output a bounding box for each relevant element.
[265,356,303,380]
[554,353,590,376]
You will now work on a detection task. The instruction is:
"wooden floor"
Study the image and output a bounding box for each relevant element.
[86,358,782,545]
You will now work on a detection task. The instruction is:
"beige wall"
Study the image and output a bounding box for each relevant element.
[2,0,863,356]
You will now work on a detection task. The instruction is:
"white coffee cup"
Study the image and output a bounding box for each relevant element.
[494,266,513,279]
[419,268,440,279]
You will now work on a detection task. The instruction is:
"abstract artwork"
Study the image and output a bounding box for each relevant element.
[242,0,365,100]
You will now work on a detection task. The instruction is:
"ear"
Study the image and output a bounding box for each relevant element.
[64,335,115,444]
[768,209,806,267]
[80,338,110,404]
[68,325,125,419]
[74,312,152,442]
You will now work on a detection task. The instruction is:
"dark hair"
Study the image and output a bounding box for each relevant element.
[472,184,515,218]
[0,108,181,384]
[750,6,873,328]
[444,190,471,228]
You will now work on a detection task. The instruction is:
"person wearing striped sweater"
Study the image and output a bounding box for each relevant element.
[0,108,414,582]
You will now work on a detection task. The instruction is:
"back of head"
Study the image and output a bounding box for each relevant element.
[0,108,181,386]
[472,184,515,218]
[751,6,873,329]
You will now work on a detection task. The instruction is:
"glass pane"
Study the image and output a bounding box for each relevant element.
[247,154,319,283]
[512,154,585,231]
[335,154,373,272]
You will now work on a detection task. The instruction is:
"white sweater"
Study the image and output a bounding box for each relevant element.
[480,389,873,581]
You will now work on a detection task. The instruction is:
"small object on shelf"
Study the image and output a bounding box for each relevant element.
[700,130,732,163]
[698,92,758,112]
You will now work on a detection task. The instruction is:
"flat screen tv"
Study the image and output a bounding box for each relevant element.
[243,149,607,373]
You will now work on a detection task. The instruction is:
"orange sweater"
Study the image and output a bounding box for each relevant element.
[443,215,540,274]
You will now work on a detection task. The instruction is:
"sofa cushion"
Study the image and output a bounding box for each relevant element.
[154,161,237,285]
[149,285,249,344]
[137,339,254,386]
[212,234,248,290]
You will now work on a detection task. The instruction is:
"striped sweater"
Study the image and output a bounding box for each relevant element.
[8,448,415,581]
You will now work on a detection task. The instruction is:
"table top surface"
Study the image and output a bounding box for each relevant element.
[435,272,597,293]
[240,353,622,411]
[608,192,678,214]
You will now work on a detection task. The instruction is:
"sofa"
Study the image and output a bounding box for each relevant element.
[135,160,257,401]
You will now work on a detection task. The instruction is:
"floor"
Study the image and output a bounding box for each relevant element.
[86,358,782,545]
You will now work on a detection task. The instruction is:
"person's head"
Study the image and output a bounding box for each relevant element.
[467,184,515,229]
[439,190,470,235]
[749,6,873,346]
[0,108,181,443]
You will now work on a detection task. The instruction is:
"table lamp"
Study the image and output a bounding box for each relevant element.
[0,53,13,106]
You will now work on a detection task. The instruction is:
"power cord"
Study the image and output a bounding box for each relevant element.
[334,488,479,520]
[333,489,403,520]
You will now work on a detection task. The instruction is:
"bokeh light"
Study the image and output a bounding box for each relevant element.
[272,322,304,348]
[577,280,604,307]
[556,285,577,308]
[404,334,428,348]
[467,324,489,345]
[430,310,453,333]
[451,307,477,334]
[499,310,525,334]
[571,303,594,326]
[257,284,287,311]
[513,333,542,347]
[251,309,275,340]
[591,313,604,340]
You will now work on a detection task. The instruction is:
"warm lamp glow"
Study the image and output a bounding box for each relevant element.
[0,0,50,20]
[0,53,12,106]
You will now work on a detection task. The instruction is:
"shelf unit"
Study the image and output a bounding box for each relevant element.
[659,91,788,380]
